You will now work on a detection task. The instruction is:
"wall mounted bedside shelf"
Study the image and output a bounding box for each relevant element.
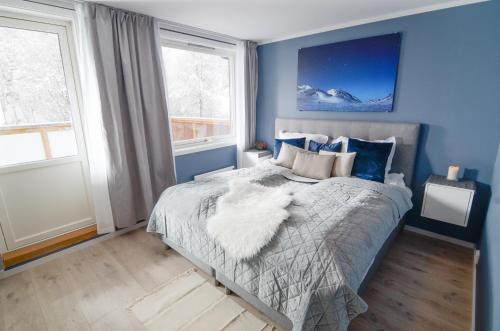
[242,149,272,168]
[421,175,476,227]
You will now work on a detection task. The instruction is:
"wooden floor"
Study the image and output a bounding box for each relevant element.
[0,229,473,331]
[349,231,473,331]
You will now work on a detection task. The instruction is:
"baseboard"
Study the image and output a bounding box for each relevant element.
[2,224,98,269]
[0,220,147,279]
[404,225,476,249]
[472,250,477,331]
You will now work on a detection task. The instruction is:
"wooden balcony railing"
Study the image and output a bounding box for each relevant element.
[0,122,72,160]
[0,117,230,162]
[170,116,231,141]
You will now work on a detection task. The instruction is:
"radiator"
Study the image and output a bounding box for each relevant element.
[193,166,235,182]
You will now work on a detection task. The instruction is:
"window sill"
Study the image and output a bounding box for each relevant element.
[174,139,236,157]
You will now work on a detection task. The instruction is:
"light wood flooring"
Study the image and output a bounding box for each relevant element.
[0,229,473,331]
[349,231,473,331]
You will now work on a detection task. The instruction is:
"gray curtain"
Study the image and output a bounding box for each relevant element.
[244,41,258,149]
[236,41,258,168]
[80,3,176,228]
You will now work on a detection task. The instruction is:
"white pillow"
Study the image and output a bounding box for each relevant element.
[273,143,304,169]
[332,136,348,149]
[339,136,397,175]
[278,130,329,151]
[292,152,335,180]
[319,151,356,177]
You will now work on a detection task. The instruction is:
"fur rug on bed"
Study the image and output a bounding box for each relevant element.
[206,178,293,260]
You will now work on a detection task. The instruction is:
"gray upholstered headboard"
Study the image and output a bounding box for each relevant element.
[275,118,420,186]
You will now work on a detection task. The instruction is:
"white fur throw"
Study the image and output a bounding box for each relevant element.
[206,178,293,260]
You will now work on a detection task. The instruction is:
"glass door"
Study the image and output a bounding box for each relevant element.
[0,12,95,251]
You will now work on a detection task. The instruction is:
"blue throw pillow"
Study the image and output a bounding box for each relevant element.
[308,140,342,153]
[348,138,393,183]
[273,137,306,159]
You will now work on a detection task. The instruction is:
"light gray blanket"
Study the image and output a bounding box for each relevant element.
[147,163,412,330]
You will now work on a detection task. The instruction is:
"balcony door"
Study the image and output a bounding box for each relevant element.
[0,13,94,251]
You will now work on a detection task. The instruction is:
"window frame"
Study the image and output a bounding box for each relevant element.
[160,37,237,156]
[0,10,88,172]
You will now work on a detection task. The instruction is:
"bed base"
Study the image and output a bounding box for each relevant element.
[216,271,293,330]
[161,216,406,330]
[162,238,215,277]
[358,216,406,294]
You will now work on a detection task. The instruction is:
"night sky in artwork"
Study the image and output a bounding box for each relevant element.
[297,33,401,101]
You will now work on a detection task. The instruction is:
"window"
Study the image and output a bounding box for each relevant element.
[0,17,80,167]
[161,41,235,153]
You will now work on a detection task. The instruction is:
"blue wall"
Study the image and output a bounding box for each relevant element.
[175,145,237,183]
[256,1,500,243]
[476,145,500,331]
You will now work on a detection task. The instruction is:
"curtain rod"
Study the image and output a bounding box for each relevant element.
[21,0,238,46]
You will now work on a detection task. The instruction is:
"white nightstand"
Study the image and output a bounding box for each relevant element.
[242,149,272,168]
[421,175,476,227]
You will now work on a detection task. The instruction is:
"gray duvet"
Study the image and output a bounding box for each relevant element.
[147,163,412,331]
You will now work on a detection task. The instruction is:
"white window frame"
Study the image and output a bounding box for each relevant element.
[160,34,237,156]
[0,10,89,174]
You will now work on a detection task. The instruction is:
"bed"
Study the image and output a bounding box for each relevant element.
[147,118,420,331]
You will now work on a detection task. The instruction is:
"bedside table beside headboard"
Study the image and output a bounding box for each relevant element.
[421,175,476,227]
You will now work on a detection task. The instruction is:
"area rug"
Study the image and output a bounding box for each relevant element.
[129,269,274,331]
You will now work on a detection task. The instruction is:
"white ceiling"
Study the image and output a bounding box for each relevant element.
[95,0,484,43]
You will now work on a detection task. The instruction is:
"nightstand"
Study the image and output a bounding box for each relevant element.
[242,149,272,168]
[421,175,476,227]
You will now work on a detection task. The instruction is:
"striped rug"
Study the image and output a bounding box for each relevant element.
[129,269,274,331]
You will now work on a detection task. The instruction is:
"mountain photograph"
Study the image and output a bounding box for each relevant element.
[297,33,401,112]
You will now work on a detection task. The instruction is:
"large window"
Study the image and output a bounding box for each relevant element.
[161,42,235,152]
[0,17,79,167]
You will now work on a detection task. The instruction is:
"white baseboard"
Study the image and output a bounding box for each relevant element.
[404,225,476,249]
[472,251,477,331]
[0,220,147,280]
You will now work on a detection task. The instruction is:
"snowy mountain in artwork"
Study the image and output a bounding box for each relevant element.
[296,34,401,112]
[297,85,394,112]
[326,88,362,103]
[297,85,361,104]
[367,94,394,105]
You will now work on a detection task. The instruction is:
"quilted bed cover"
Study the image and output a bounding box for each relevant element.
[147,163,412,330]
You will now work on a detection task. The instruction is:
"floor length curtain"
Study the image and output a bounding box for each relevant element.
[236,41,258,168]
[76,2,114,234]
[77,2,176,229]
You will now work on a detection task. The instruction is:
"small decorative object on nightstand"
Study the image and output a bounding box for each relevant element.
[255,140,267,151]
[447,165,460,181]
[242,149,272,168]
[421,175,476,227]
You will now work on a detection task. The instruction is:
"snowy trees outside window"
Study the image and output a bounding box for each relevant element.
[162,46,232,142]
[0,24,78,166]
[0,26,71,126]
